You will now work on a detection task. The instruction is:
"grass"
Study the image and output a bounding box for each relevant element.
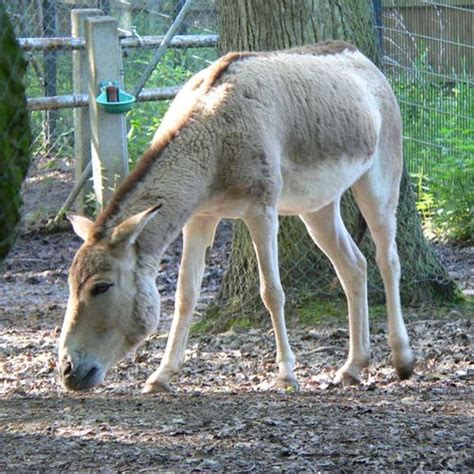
[291,295,387,327]
[191,314,255,335]
[293,295,474,327]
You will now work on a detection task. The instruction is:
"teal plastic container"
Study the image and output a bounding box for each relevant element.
[96,81,135,114]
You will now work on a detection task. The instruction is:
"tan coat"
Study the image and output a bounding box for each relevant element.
[59,42,414,392]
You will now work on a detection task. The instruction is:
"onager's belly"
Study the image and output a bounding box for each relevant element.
[197,156,373,220]
[277,157,373,215]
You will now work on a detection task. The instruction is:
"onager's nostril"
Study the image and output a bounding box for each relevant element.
[62,361,73,377]
[85,365,99,380]
[60,357,103,390]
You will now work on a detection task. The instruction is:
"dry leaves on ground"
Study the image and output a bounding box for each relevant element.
[1,230,473,471]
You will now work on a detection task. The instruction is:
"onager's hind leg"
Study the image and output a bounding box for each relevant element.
[352,169,415,379]
[244,206,298,389]
[300,201,370,385]
[143,215,220,393]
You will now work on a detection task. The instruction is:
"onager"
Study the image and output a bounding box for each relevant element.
[59,41,415,392]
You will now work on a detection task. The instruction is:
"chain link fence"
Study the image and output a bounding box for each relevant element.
[3,0,216,229]
[379,0,473,241]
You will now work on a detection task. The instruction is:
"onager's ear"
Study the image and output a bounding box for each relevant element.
[111,204,162,248]
[68,215,95,241]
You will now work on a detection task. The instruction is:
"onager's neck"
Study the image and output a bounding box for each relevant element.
[96,124,215,269]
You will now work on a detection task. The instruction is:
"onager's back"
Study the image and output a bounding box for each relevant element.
[218,47,382,161]
[59,42,415,392]
[191,46,397,218]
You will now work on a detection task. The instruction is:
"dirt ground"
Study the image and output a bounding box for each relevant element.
[0,161,473,471]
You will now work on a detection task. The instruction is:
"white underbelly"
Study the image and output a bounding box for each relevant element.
[277,158,372,215]
[196,157,373,219]
[196,198,254,219]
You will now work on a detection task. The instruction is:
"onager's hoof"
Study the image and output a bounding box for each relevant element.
[334,367,362,387]
[393,350,416,380]
[275,375,299,392]
[142,380,173,394]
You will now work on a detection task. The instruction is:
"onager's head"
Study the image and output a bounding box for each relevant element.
[58,206,161,391]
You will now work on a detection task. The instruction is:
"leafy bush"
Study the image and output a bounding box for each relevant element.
[125,48,217,166]
[0,4,31,260]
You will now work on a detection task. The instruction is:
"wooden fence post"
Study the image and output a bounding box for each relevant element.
[71,9,102,214]
[84,16,128,208]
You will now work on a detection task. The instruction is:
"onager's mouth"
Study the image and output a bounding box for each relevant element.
[59,358,105,391]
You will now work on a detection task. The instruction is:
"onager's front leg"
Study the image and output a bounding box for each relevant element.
[244,206,298,390]
[143,215,219,393]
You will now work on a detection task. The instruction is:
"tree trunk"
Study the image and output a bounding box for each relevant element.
[204,0,458,331]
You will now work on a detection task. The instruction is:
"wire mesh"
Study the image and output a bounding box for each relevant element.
[3,0,217,229]
[379,0,473,241]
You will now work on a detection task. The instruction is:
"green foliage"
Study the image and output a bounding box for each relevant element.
[390,63,473,242]
[125,48,217,166]
[25,51,74,158]
[0,4,31,260]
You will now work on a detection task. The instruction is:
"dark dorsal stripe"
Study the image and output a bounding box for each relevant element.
[284,41,357,56]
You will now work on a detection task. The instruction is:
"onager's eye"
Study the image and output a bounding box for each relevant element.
[91,282,114,297]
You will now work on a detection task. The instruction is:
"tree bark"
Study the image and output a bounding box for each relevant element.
[217,0,380,61]
[205,0,458,331]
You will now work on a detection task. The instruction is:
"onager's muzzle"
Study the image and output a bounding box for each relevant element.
[58,352,105,391]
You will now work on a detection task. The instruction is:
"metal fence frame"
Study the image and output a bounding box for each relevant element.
[20,34,217,111]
